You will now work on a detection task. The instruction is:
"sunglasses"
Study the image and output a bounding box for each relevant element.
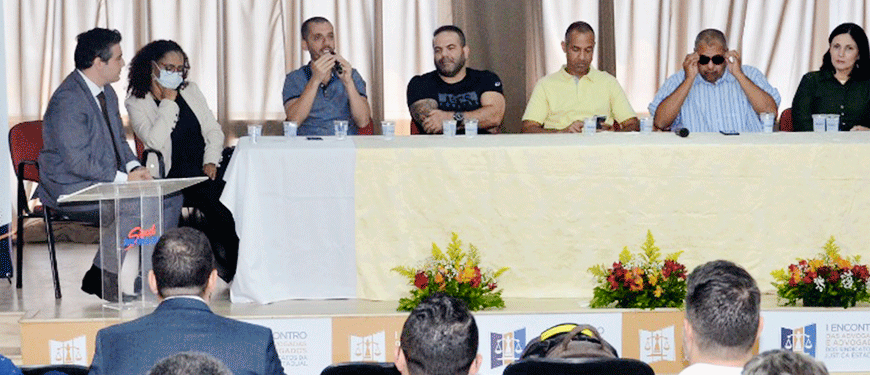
[698,55,726,65]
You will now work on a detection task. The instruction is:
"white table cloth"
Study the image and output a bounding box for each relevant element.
[221,136,356,303]
[223,132,870,304]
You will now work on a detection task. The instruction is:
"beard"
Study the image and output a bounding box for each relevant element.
[436,54,466,78]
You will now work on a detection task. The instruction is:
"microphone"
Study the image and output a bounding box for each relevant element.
[676,127,689,137]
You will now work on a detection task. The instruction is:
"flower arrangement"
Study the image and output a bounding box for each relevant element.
[588,231,687,309]
[392,233,508,311]
[771,236,870,308]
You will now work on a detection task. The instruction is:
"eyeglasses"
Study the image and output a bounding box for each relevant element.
[698,55,725,65]
[155,61,188,73]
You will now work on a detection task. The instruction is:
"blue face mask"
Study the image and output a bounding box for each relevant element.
[153,62,183,89]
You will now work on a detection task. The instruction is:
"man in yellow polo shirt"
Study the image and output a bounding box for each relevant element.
[522,21,638,133]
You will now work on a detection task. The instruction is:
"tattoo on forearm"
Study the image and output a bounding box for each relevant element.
[410,99,437,124]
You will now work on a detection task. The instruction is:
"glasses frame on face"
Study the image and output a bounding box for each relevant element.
[698,54,726,65]
[154,60,189,74]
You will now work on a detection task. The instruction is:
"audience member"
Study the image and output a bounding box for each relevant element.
[148,352,233,375]
[126,39,239,281]
[0,354,22,375]
[522,21,638,133]
[88,228,283,375]
[36,28,182,301]
[407,25,505,134]
[394,294,481,375]
[742,350,828,375]
[681,260,762,375]
[283,16,371,135]
[649,29,780,132]
[792,23,870,131]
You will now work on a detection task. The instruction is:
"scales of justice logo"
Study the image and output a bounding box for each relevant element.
[490,328,526,368]
[781,324,816,357]
[350,331,386,362]
[639,326,676,363]
[49,336,87,365]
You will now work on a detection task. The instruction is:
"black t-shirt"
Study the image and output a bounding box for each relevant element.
[406,68,503,134]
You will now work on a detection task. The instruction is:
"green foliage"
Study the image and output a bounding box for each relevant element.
[394,233,508,311]
[771,236,870,308]
[587,231,687,309]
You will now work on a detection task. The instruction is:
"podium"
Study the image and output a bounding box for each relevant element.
[58,177,206,309]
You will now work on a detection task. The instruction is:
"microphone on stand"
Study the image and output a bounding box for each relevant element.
[676,127,689,137]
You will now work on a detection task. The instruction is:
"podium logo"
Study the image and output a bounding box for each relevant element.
[350,331,386,362]
[490,328,525,368]
[639,326,675,363]
[124,224,159,251]
[49,336,86,365]
[781,324,816,357]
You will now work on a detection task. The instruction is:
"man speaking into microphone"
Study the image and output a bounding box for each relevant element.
[283,17,371,136]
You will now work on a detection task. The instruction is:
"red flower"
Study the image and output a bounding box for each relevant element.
[414,271,429,289]
[607,274,619,290]
[802,275,813,284]
[662,260,686,279]
[828,269,840,283]
[488,282,497,291]
[788,278,798,287]
[853,265,870,281]
[470,267,482,288]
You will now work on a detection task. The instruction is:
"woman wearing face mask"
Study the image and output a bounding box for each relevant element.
[126,40,238,281]
[792,23,870,131]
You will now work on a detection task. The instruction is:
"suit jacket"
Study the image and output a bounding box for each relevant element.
[88,297,285,375]
[125,81,225,173]
[37,71,139,208]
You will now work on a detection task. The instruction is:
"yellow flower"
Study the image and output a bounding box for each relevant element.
[808,259,824,271]
[435,272,444,284]
[654,286,663,297]
[835,257,852,270]
[648,272,659,286]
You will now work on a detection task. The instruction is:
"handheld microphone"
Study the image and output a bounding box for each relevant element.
[332,52,343,75]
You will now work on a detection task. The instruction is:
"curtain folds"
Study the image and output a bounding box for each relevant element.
[5,0,870,133]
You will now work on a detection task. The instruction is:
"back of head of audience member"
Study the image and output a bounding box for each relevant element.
[148,351,233,375]
[742,350,829,375]
[685,260,762,364]
[396,294,481,375]
[150,227,216,299]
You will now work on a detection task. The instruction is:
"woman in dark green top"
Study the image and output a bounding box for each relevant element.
[792,23,870,131]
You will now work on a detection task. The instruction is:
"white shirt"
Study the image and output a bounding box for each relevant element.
[76,70,140,182]
[678,363,744,375]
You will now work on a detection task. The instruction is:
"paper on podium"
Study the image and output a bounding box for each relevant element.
[57,177,207,203]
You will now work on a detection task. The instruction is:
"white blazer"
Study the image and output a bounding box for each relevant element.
[126,81,224,173]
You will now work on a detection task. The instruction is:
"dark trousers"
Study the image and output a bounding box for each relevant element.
[180,178,239,281]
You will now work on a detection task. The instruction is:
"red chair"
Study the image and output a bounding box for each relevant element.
[133,133,165,178]
[357,119,374,135]
[9,120,64,298]
[779,108,793,132]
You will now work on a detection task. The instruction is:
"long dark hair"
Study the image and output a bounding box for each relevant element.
[127,40,190,98]
[821,23,870,80]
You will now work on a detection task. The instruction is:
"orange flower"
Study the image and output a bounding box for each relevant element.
[435,272,444,284]
[808,259,824,271]
[648,272,659,286]
[654,286,663,297]
[835,257,852,270]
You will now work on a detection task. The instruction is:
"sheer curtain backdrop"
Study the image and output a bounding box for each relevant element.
[5,0,439,138]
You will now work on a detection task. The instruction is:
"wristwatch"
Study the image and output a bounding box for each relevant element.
[453,111,464,126]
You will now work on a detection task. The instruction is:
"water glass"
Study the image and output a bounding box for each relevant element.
[381,121,395,140]
[283,121,298,137]
[247,124,263,143]
[464,119,478,138]
[640,116,653,133]
[759,113,775,133]
[443,120,457,137]
[334,120,349,139]
[826,114,840,132]
[811,114,826,132]
[583,117,596,135]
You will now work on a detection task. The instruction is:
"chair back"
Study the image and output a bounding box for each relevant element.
[9,120,43,182]
[133,133,146,160]
[320,362,401,375]
[779,108,793,132]
[503,357,655,375]
[20,364,89,375]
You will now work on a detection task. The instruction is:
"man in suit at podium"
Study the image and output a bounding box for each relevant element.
[89,228,284,375]
[36,28,183,300]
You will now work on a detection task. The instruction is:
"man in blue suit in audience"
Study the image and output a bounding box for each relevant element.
[88,228,284,375]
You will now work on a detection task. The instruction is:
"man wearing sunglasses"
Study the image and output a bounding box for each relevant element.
[649,29,780,132]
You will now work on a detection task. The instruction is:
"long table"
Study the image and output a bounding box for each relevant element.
[221,132,870,304]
